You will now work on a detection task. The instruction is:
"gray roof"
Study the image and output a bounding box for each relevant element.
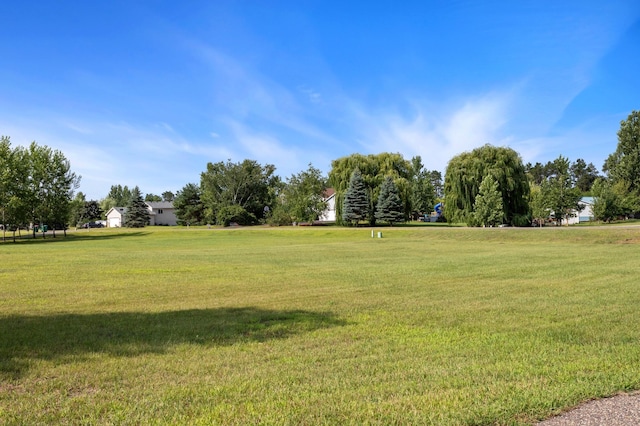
[145,201,174,209]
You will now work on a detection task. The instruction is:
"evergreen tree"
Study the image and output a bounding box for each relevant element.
[174,183,205,225]
[473,175,504,227]
[375,176,405,225]
[342,169,369,226]
[124,187,150,228]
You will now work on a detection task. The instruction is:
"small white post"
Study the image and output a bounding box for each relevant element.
[371,229,374,238]
[377,232,383,238]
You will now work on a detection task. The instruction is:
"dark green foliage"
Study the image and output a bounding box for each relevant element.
[342,169,369,226]
[162,191,175,202]
[174,183,205,226]
[200,159,279,225]
[527,159,599,193]
[145,193,162,202]
[375,176,405,225]
[124,187,150,228]
[266,204,293,226]
[570,159,599,193]
[329,153,412,225]
[444,144,530,226]
[81,200,103,222]
[410,156,436,219]
[473,175,504,227]
[216,205,257,226]
[603,110,640,213]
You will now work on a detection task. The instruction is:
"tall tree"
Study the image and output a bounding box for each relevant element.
[529,184,550,227]
[429,170,444,199]
[444,145,530,226]
[162,191,175,202]
[282,164,327,223]
[570,159,599,193]
[174,183,205,225]
[145,193,162,202]
[473,175,504,227]
[200,159,279,225]
[542,156,582,225]
[0,137,23,240]
[342,169,369,226]
[375,176,405,225]
[591,178,633,222]
[329,153,412,225]
[410,156,436,220]
[124,187,150,228]
[603,110,640,213]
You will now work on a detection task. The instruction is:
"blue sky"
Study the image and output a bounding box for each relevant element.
[1,1,639,200]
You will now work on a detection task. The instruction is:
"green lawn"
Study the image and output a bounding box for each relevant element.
[2,226,640,425]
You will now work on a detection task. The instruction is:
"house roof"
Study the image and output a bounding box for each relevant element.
[106,207,127,217]
[323,188,336,199]
[580,197,594,205]
[146,201,174,209]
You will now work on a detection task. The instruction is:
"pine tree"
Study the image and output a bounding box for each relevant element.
[375,176,405,225]
[124,186,151,228]
[342,169,369,226]
[473,175,504,227]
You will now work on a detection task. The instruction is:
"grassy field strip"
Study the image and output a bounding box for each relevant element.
[1,226,640,424]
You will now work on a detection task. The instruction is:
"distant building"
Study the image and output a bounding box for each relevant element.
[318,188,336,222]
[564,197,594,225]
[106,202,178,227]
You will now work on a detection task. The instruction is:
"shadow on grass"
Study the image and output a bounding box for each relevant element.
[0,308,346,378]
[1,230,150,244]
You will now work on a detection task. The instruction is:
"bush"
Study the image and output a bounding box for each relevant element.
[216,205,257,226]
[267,206,293,226]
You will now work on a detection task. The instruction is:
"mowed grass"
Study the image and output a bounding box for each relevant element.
[1,225,640,425]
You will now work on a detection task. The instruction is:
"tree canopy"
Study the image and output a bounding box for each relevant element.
[174,183,205,226]
[329,153,412,225]
[603,110,640,213]
[444,145,529,226]
[200,159,279,225]
[281,164,327,224]
[1,137,80,239]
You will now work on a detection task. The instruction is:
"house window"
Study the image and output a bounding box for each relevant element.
[158,209,163,214]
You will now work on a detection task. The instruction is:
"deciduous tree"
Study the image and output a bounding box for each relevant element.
[281,164,327,223]
[200,159,279,225]
[603,110,640,213]
[444,145,530,226]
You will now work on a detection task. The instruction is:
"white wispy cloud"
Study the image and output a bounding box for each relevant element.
[347,91,516,172]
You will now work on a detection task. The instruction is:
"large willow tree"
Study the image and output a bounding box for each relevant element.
[328,153,412,225]
[444,144,530,226]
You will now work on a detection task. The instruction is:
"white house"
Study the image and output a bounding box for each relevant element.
[146,201,178,226]
[318,188,336,222]
[105,202,178,227]
[564,197,595,225]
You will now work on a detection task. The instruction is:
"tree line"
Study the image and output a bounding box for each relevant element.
[0,136,80,241]
[3,109,639,234]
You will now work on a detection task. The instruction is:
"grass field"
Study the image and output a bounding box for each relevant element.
[2,225,640,425]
